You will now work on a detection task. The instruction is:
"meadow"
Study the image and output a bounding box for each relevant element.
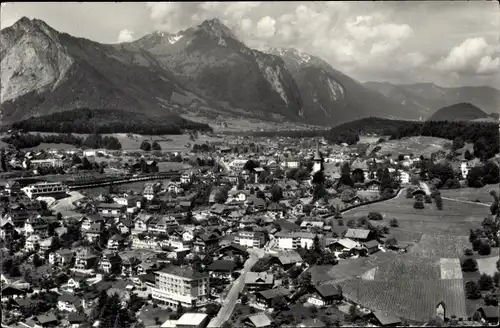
[441,187,498,204]
[344,192,489,236]
[365,136,452,157]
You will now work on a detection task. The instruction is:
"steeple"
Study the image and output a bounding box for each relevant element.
[313,140,323,162]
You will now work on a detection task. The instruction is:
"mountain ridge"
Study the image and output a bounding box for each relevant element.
[1,17,496,127]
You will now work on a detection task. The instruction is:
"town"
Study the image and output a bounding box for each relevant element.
[0,130,499,328]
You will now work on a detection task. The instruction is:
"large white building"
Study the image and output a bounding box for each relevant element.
[235,230,267,248]
[275,231,319,250]
[228,159,248,171]
[22,182,68,199]
[151,266,210,309]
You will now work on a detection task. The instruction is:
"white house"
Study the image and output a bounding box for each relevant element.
[275,231,319,250]
[400,171,410,184]
[235,230,267,248]
[26,234,41,251]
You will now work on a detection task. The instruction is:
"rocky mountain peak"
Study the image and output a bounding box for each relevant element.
[197,18,237,40]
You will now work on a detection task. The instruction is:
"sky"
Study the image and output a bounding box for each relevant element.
[1,1,499,88]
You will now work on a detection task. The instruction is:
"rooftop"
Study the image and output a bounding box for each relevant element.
[158,266,208,279]
[176,313,208,326]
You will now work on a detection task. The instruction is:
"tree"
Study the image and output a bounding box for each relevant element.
[0,149,6,172]
[465,281,481,299]
[271,297,287,311]
[9,264,21,277]
[484,290,499,306]
[414,200,424,209]
[340,188,356,202]
[351,168,365,183]
[347,219,356,228]
[464,149,473,160]
[298,272,312,289]
[270,184,283,202]
[452,137,465,151]
[390,218,399,227]
[435,195,443,210]
[478,241,491,255]
[493,272,499,287]
[424,195,432,203]
[368,212,383,221]
[461,258,478,272]
[380,168,394,191]
[348,304,359,322]
[406,188,414,199]
[241,294,248,305]
[339,162,354,187]
[464,248,473,256]
[478,273,494,291]
[205,303,220,317]
[243,160,258,171]
[467,167,484,188]
[82,156,92,170]
[256,190,266,200]
[385,237,398,249]
[152,141,162,151]
[140,141,151,151]
[176,302,184,316]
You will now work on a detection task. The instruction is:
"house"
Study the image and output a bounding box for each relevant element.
[81,214,105,231]
[60,278,81,294]
[116,218,132,234]
[330,238,360,253]
[255,287,291,308]
[273,250,303,269]
[244,272,274,291]
[370,310,402,327]
[143,182,161,201]
[344,229,374,242]
[166,182,183,194]
[208,260,237,280]
[67,313,86,328]
[275,231,319,250]
[34,312,58,327]
[74,248,100,271]
[399,171,410,184]
[363,240,380,254]
[151,266,210,309]
[4,180,21,195]
[235,230,267,248]
[97,203,125,218]
[192,232,220,253]
[26,234,41,251]
[133,214,154,234]
[39,237,54,253]
[176,313,209,328]
[0,220,15,240]
[49,249,75,267]
[148,216,179,235]
[85,222,105,243]
[300,221,324,231]
[230,190,250,202]
[215,243,248,261]
[243,313,273,328]
[99,252,122,274]
[24,216,48,237]
[307,284,343,307]
[474,306,499,324]
[57,293,81,312]
[180,171,194,184]
[281,157,300,169]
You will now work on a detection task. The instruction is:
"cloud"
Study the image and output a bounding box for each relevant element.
[255,16,276,39]
[435,37,497,75]
[117,29,135,43]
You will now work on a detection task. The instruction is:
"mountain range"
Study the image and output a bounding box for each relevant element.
[1,17,497,127]
[364,81,500,118]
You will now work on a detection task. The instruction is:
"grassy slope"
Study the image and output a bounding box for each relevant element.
[366,136,452,157]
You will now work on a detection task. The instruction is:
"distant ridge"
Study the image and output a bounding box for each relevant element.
[427,103,489,122]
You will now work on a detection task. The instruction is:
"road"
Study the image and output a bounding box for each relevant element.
[441,197,490,207]
[207,248,264,328]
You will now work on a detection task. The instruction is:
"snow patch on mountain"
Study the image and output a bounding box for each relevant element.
[168,35,183,44]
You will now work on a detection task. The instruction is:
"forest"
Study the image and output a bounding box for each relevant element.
[9,108,212,135]
[2,133,122,150]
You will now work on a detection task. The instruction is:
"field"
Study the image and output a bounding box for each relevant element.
[30,132,224,151]
[441,187,497,204]
[366,136,451,157]
[476,256,499,276]
[338,278,467,322]
[369,256,442,281]
[26,142,77,151]
[409,234,471,258]
[344,191,488,236]
[440,258,463,279]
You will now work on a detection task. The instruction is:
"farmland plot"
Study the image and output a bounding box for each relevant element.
[346,194,487,236]
[339,278,467,322]
[441,187,497,204]
[409,234,470,258]
[440,258,463,279]
[371,256,441,281]
[477,256,499,276]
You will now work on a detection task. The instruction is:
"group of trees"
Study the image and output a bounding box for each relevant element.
[296,235,338,265]
[2,132,122,150]
[89,291,133,327]
[140,140,162,151]
[466,161,500,187]
[10,108,212,135]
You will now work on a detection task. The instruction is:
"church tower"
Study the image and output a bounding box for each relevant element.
[312,141,324,174]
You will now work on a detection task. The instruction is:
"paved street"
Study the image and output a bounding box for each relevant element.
[207,248,264,328]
